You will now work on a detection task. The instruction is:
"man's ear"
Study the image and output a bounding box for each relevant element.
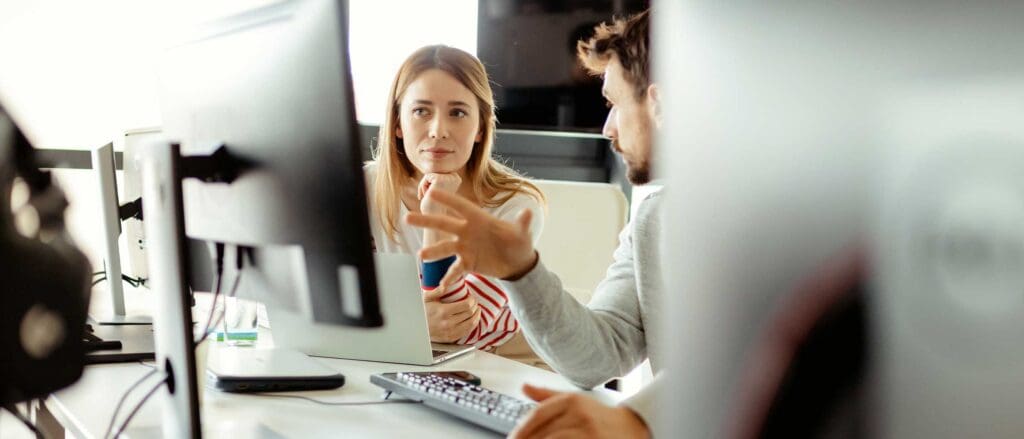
[646,84,662,126]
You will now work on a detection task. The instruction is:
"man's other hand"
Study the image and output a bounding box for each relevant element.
[509,384,650,439]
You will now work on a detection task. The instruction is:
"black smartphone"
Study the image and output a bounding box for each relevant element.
[402,370,482,386]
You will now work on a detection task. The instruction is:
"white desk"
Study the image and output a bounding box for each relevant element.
[40,331,624,438]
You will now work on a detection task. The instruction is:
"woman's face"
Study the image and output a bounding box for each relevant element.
[397,68,482,177]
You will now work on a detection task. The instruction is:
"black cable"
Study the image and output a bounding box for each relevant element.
[219,245,248,342]
[110,376,168,439]
[193,275,222,346]
[121,274,144,288]
[1,403,44,438]
[249,392,421,406]
[194,243,227,346]
[204,266,243,345]
[101,368,159,439]
[90,274,145,288]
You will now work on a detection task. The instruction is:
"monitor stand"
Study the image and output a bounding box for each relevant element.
[142,141,268,438]
[93,308,153,325]
[141,142,202,438]
[92,279,152,325]
[91,284,153,325]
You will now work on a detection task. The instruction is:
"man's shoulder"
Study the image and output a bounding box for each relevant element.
[636,185,664,213]
[627,186,663,238]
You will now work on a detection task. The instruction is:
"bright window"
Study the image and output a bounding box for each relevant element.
[348,0,478,125]
[0,1,477,146]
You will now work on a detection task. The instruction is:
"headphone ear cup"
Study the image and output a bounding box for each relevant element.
[1,230,91,404]
[1,109,92,405]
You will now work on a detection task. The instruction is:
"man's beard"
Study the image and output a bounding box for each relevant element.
[612,139,652,185]
[626,161,651,185]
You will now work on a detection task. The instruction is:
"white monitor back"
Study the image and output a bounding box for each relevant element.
[92,142,126,316]
[118,127,162,282]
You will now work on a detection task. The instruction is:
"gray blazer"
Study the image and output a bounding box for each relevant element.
[500,190,666,434]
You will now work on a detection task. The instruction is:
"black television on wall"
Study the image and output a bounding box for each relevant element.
[477,0,648,133]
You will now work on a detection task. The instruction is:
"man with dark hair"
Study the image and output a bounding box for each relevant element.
[576,10,655,185]
[407,10,663,438]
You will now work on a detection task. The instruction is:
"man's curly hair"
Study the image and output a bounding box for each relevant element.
[576,9,651,101]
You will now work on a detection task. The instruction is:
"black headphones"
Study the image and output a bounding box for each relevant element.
[0,106,91,405]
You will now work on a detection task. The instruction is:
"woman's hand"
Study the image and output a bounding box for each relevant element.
[419,173,462,245]
[423,286,480,343]
[418,173,462,214]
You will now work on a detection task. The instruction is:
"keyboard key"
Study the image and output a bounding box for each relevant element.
[371,372,536,435]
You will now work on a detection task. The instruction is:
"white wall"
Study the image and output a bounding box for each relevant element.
[0,0,477,145]
[0,0,477,270]
[349,0,477,125]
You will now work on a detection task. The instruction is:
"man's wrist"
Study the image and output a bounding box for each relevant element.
[501,250,539,282]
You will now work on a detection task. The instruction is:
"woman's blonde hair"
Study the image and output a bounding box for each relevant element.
[369,45,544,243]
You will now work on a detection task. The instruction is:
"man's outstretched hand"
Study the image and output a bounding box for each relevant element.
[509,384,651,439]
[405,188,539,286]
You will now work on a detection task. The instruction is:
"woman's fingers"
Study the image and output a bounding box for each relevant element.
[516,208,533,234]
[417,176,432,200]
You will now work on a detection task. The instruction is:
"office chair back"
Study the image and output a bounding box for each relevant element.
[533,180,628,304]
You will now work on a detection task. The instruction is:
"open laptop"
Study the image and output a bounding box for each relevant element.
[267,253,475,365]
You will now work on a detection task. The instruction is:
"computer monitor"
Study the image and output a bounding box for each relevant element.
[120,127,163,283]
[159,0,379,327]
[656,2,1024,438]
[91,142,151,324]
[141,1,382,437]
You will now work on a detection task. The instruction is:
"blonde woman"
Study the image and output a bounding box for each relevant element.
[364,45,547,368]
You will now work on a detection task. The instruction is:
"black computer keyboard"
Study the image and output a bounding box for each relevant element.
[370,371,536,435]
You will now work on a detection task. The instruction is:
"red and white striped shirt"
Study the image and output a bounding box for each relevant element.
[365,163,546,349]
[421,272,521,349]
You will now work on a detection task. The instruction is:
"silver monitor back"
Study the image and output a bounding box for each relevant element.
[119,127,162,283]
[656,1,1024,437]
[91,142,150,324]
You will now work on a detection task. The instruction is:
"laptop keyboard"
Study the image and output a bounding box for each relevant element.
[370,371,535,434]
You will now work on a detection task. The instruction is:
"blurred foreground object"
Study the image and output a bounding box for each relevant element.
[874,80,1024,438]
[656,1,1024,437]
[1,105,91,405]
